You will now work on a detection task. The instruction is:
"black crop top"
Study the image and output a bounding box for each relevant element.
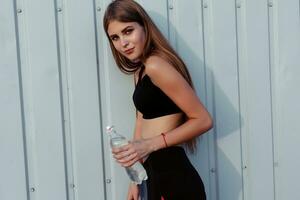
[132,66,182,119]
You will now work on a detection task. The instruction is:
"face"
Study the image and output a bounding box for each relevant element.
[107,20,146,62]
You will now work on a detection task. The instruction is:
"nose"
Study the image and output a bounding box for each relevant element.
[120,38,129,48]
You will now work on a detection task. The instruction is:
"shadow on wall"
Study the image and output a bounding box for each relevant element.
[148,10,244,200]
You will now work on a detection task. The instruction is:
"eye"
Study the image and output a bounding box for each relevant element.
[125,29,133,35]
[111,36,119,41]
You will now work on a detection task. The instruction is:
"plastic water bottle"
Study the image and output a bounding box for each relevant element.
[106,126,148,185]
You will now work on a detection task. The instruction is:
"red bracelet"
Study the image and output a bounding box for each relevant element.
[161,133,168,148]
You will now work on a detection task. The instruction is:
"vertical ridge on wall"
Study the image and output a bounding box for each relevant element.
[0,0,28,199]
[14,0,38,199]
[272,0,300,199]
[243,1,275,199]
[234,1,246,200]
[200,1,219,200]
[98,1,115,199]
[167,0,176,47]
[15,0,31,198]
[269,1,281,200]
[53,0,74,199]
[198,0,219,200]
[93,0,108,199]
[266,1,277,200]
[203,1,244,199]
[236,1,276,200]
[235,1,250,200]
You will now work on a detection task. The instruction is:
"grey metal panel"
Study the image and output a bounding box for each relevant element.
[136,0,169,38]
[16,0,67,199]
[205,1,243,200]
[272,0,300,199]
[0,1,28,200]
[59,0,106,199]
[2,0,300,200]
[237,1,275,200]
[97,0,114,199]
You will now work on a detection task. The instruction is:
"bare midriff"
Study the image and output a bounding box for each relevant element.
[141,113,184,139]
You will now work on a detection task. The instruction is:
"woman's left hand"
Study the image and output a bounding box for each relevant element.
[112,138,153,167]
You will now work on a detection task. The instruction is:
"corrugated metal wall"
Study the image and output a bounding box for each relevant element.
[1,0,299,200]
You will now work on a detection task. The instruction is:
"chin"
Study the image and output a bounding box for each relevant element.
[131,57,140,63]
[127,55,141,63]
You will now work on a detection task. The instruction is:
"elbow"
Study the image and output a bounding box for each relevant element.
[206,116,213,131]
[188,112,214,134]
[200,115,213,133]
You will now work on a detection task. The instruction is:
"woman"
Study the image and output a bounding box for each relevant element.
[103,0,213,199]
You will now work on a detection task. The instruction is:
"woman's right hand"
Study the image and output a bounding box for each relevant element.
[127,182,140,200]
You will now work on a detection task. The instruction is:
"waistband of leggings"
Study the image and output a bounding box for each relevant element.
[143,146,190,171]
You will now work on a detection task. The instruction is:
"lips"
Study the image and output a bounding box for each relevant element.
[124,47,135,54]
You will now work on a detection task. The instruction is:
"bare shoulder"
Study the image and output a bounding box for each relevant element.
[144,55,169,67]
[144,55,176,77]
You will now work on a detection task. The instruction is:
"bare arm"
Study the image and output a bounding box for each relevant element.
[144,56,213,147]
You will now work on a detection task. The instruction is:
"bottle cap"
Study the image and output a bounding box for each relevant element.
[106,125,114,133]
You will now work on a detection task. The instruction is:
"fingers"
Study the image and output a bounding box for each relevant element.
[112,146,139,167]
[118,152,138,162]
[127,195,133,200]
[111,139,148,167]
[133,184,139,200]
[122,156,140,167]
[127,194,133,200]
[117,152,139,167]
[113,148,136,160]
[112,144,137,159]
[111,144,131,154]
[127,193,139,200]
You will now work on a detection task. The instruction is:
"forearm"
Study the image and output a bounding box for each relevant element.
[149,116,213,151]
[167,117,212,145]
[133,125,142,140]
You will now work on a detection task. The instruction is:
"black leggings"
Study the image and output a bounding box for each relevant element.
[142,146,206,200]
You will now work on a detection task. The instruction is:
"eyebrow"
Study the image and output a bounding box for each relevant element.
[109,26,134,38]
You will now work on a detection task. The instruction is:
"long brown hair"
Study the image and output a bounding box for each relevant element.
[103,0,197,152]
